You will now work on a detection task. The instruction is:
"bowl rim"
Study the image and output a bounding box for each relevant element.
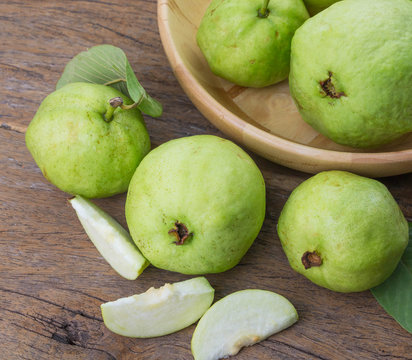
[157,0,412,177]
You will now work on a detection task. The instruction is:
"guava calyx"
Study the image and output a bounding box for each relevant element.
[169,221,193,245]
[301,251,322,269]
[320,72,345,99]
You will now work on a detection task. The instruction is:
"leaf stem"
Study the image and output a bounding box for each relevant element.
[258,0,270,18]
[103,78,126,86]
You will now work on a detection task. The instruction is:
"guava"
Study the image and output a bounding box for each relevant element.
[69,195,149,280]
[125,135,266,274]
[277,171,409,293]
[303,0,341,15]
[289,0,412,148]
[101,277,214,337]
[191,289,298,360]
[197,0,308,88]
[25,82,150,198]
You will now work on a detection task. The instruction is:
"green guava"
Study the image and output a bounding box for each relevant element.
[191,289,298,360]
[277,171,409,293]
[25,82,150,198]
[303,0,341,15]
[289,0,412,148]
[197,0,308,88]
[125,135,266,274]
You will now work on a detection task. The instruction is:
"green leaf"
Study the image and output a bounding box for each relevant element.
[125,61,162,117]
[56,44,162,117]
[371,223,412,334]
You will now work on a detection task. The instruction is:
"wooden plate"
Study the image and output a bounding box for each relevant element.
[157,0,412,177]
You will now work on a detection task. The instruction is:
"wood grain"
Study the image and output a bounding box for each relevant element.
[1,1,411,359]
[158,0,412,177]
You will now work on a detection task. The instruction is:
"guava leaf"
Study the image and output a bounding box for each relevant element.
[56,44,162,117]
[371,223,412,334]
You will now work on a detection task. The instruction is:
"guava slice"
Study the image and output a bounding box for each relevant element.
[69,195,149,280]
[191,289,298,360]
[101,277,215,337]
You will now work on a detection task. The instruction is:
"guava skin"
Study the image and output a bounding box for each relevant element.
[277,171,409,293]
[197,0,309,88]
[303,0,341,15]
[25,82,150,198]
[289,0,412,148]
[125,135,266,274]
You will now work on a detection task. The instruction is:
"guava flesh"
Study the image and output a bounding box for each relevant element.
[191,289,298,360]
[101,277,214,338]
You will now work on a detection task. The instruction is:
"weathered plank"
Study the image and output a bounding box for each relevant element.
[1,1,411,359]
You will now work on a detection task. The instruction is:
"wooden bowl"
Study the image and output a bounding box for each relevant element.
[157,0,412,177]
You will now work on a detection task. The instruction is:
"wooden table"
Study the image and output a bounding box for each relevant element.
[1,1,411,359]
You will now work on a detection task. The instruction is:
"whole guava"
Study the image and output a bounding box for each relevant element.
[197,0,308,88]
[277,171,408,293]
[125,135,266,274]
[25,82,150,198]
[289,0,412,148]
[303,0,341,15]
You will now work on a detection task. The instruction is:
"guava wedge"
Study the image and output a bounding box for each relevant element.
[69,195,149,280]
[191,289,298,360]
[101,277,215,337]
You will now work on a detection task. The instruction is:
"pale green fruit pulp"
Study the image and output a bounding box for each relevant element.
[125,135,266,274]
[290,0,412,148]
[303,0,341,15]
[277,171,409,293]
[25,82,150,198]
[191,289,298,360]
[101,277,214,338]
[197,0,308,88]
[69,195,149,280]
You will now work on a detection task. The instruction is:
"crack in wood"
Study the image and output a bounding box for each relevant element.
[8,310,116,359]
[0,123,27,134]
[266,338,330,360]
[0,287,103,322]
[54,286,106,302]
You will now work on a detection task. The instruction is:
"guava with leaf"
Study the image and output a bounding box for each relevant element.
[289,0,412,148]
[125,135,266,274]
[303,0,341,15]
[197,0,308,88]
[26,82,150,198]
[277,171,409,293]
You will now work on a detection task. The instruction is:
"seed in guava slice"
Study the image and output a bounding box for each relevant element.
[191,289,298,360]
[101,277,214,337]
[289,0,412,148]
[197,0,308,87]
[125,135,266,275]
[69,195,149,280]
[277,171,409,292]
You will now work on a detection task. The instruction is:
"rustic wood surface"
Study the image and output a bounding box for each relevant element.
[1,1,411,359]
